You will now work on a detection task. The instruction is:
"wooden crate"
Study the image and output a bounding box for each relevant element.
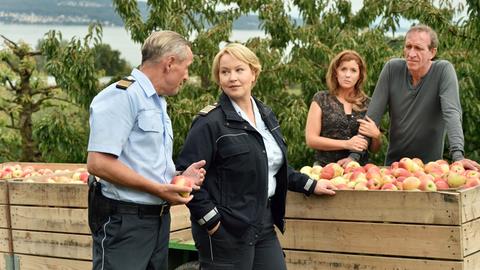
[7,181,192,267]
[0,181,8,229]
[279,186,480,270]
[0,181,12,254]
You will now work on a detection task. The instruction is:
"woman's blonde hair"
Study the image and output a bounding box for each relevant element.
[211,43,262,86]
[326,50,368,111]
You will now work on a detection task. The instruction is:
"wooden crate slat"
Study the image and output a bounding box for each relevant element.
[0,205,8,228]
[170,205,191,232]
[279,219,462,260]
[460,186,480,223]
[284,250,463,270]
[0,182,6,204]
[8,182,88,207]
[464,250,480,270]
[9,206,188,234]
[286,191,461,225]
[0,229,11,253]
[462,218,480,257]
[15,254,91,270]
[10,206,89,234]
[169,228,192,243]
[12,230,92,260]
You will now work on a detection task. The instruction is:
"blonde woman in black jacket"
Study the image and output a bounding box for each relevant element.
[176,43,336,270]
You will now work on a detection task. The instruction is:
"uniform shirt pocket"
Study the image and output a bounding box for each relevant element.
[138,109,162,132]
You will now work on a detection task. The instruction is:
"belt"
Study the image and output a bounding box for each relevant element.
[104,196,170,216]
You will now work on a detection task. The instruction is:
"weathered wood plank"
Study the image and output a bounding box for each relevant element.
[0,182,6,204]
[286,190,461,225]
[15,254,91,270]
[464,250,480,270]
[8,182,88,207]
[0,229,11,253]
[462,218,480,257]
[279,219,462,260]
[284,250,464,270]
[12,230,92,260]
[460,186,480,223]
[10,206,89,234]
[170,205,191,232]
[9,205,189,234]
[0,205,8,228]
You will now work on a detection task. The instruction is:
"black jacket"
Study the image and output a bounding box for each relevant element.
[176,93,316,237]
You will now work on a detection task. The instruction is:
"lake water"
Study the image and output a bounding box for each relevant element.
[0,23,265,66]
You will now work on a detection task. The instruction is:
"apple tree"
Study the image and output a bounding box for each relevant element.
[0,24,102,162]
[112,0,479,168]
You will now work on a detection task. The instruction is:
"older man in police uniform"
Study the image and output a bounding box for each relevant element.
[87,30,206,270]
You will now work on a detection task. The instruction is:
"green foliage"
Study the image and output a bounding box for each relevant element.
[0,24,102,162]
[111,0,480,168]
[33,108,88,163]
[92,43,132,77]
[42,23,102,109]
[2,0,479,167]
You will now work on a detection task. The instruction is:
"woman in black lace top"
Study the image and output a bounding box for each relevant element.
[305,50,382,166]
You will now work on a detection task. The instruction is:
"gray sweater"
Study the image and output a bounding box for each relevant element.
[366,58,464,165]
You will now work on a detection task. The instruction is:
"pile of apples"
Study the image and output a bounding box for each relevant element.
[1,164,55,180]
[1,164,88,184]
[300,157,480,191]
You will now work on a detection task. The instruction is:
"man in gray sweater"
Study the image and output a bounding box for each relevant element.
[350,24,479,170]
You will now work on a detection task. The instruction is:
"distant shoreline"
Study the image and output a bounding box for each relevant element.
[1,23,265,66]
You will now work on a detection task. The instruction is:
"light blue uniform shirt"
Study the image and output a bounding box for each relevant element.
[230,97,284,197]
[88,68,175,205]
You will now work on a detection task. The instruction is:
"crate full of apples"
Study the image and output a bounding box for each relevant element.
[0,163,88,184]
[299,157,479,191]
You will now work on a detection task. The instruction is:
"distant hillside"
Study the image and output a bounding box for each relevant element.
[0,0,261,29]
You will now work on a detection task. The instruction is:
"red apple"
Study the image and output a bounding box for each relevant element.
[403,176,421,190]
[418,177,437,192]
[381,183,398,191]
[464,178,480,189]
[171,175,193,197]
[435,179,450,190]
[447,171,467,188]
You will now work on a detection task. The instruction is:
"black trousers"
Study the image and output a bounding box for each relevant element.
[192,205,287,270]
[91,210,171,270]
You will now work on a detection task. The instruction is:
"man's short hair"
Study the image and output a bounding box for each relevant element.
[406,24,439,49]
[141,30,191,64]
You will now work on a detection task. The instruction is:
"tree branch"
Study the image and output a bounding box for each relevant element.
[0,34,18,48]
[5,77,17,91]
[34,85,61,95]
[27,51,42,56]
[3,58,20,74]
[34,96,80,108]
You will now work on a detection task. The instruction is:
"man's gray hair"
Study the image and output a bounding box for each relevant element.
[141,30,191,64]
[406,24,439,49]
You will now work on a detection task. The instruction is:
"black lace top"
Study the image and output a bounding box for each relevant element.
[312,91,369,166]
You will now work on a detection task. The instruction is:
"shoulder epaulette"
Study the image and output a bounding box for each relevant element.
[198,103,218,116]
[116,76,136,90]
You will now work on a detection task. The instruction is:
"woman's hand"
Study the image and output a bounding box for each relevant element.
[357,116,381,140]
[313,179,336,195]
[345,135,368,152]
